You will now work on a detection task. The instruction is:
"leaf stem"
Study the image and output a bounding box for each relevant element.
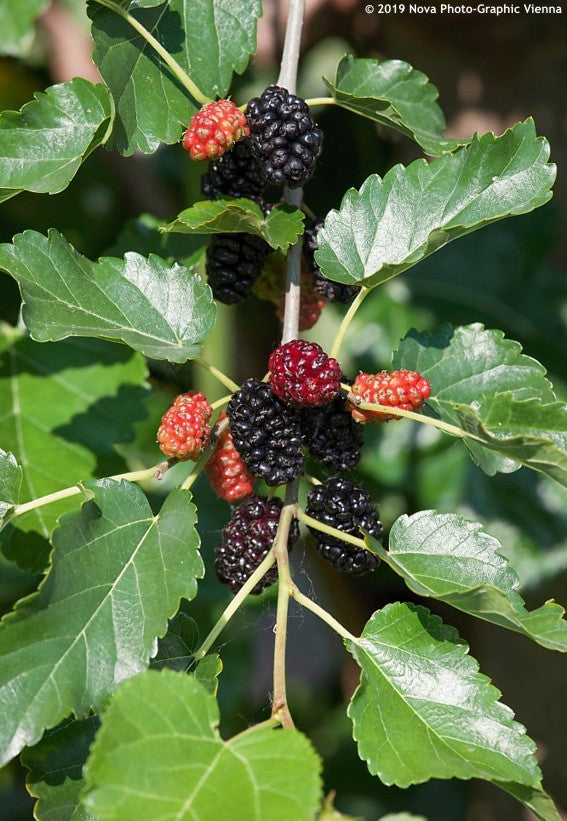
[329,287,369,360]
[194,356,239,392]
[271,481,298,729]
[296,510,368,550]
[305,97,336,107]
[229,716,282,742]
[291,586,356,642]
[344,390,478,440]
[91,0,210,105]
[12,465,161,518]
[192,550,276,663]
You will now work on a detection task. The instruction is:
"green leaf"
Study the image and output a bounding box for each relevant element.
[0,450,21,527]
[393,323,567,485]
[22,716,99,821]
[315,120,555,287]
[195,654,223,696]
[324,55,463,156]
[0,480,203,765]
[346,602,542,795]
[0,230,216,362]
[82,670,322,819]
[0,79,113,203]
[164,199,305,252]
[0,328,148,573]
[89,0,262,155]
[150,599,199,672]
[496,781,562,821]
[0,0,48,56]
[370,510,567,651]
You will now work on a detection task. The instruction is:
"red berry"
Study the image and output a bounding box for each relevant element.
[182,100,250,161]
[268,339,343,407]
[205,413,254,502]
[157,391,213,460]
[350,370,431,423]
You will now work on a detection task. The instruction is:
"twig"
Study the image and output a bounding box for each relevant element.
[194,356,240,393]
[329,287,369,359]
[271,481,299,729]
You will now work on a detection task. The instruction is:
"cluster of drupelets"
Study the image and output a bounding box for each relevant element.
[164,91,431,593]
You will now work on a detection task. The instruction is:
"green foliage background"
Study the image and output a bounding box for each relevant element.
[0,4,565,819]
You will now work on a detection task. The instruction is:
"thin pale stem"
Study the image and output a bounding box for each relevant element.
[291,586,356,642]
[271,482,298,728]
[12,465,159,518]
[210,394,232,411]
[277,0,305,93]
[297,510,367,550]
[91,0,210,105]
[194,356,239,393]
[192,550,276,663]
[344,390,477,441]
[329,287,369,360]
[180,447,213,491]
[305,97,336,107]
[302,474,322,486]
[228,716,282,743]
[280,188,304,344]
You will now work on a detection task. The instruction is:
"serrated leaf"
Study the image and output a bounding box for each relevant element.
[370,510,567,651]
[393,323,567,485]
[452,396,567,487]
[0,0,48,56]
[0,480,203,765]
[0,230,216,362]
[0,449,21,527]
[0,328,148,573]
[346,602,542,795]
[324,55,463,156]
[315,120,555,287]
[82,670,322,819]
[0,79,113,203]
[164,199,305,252]
[22,716,100,821]
[89,0,262,155]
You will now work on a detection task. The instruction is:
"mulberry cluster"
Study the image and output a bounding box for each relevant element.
[205,233,270,304]
[215,495,300,593]
[268,340,343,407]
[350,370,432,423]
[182,100,249,161]
[301,394,363,471]
[156,391,212,461]
[305,477,382,575]
[227,379,304,486]
[205,414,254,503]
[201,138,267,200]
[245,85,323,188]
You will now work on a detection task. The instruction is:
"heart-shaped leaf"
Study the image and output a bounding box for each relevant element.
[0,480,203,765]
[0,79,113,203]
[393,323,567,485]
[369,510,567,651]
[346,603,554,818]
[89,0,262,155]
[164,199,305,251]
[0,230,216,362]
[82,670,322,819]
[324,55,463,155]
[315,120,555,287]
